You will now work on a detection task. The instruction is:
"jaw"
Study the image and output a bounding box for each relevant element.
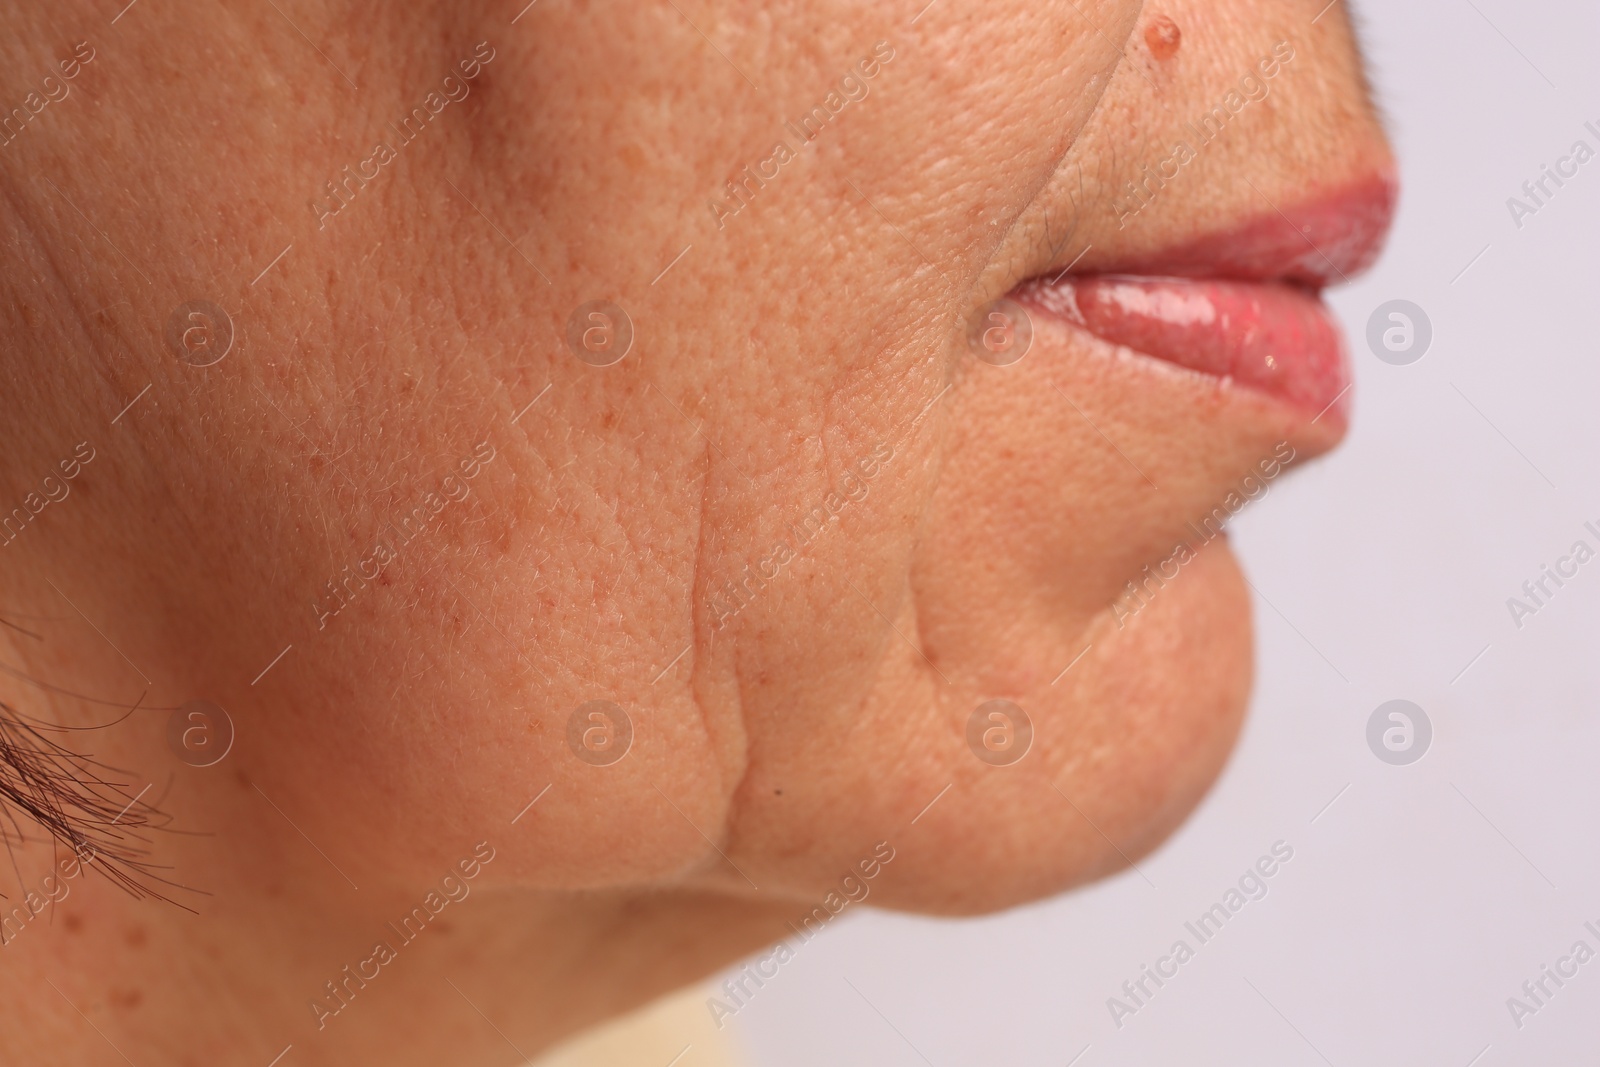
[714,530,1254,916]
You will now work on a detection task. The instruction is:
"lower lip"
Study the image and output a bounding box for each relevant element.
[1014,274,1349,422]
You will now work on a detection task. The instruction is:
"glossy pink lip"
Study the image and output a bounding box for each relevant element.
[1017,275,1349,417]
[1014,176,1397,422]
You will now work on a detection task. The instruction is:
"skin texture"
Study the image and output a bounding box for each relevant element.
[0,0,1392,1063]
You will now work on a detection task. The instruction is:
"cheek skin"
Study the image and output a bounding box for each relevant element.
[0,0,1352,921]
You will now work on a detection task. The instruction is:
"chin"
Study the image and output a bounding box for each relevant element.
[868,539,1255,918]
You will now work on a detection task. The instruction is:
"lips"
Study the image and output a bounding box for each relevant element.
[1012,176,1397,424]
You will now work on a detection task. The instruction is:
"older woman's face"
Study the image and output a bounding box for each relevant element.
[5,0,1389,1017]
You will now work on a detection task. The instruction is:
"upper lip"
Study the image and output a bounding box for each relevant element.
[1018,170,1399,290]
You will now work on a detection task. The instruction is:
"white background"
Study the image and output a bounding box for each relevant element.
[732,1,1600,1063]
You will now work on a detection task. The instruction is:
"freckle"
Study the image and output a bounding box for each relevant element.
[1144,15,1182,61]
[111,988,144,1010]
[618,143,647,173]
[125,926,147,948]
[63,913,84,933]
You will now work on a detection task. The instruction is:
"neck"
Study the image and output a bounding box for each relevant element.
[0,605,788,1065]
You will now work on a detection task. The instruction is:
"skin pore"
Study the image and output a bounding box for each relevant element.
[0,0,1391,1064]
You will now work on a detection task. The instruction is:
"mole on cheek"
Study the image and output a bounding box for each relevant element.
[1144,15,1182,61]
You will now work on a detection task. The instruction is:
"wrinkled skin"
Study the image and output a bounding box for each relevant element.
[0,0,1389,1063]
